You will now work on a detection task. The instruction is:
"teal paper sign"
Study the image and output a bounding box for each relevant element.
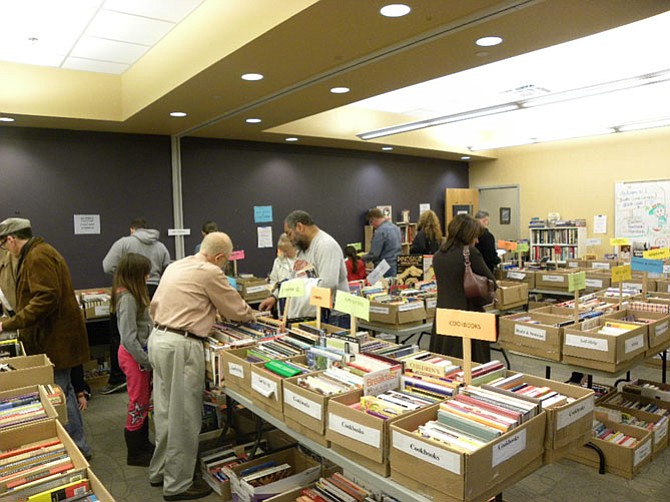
[254,205,273,223]
[631,256,664,274]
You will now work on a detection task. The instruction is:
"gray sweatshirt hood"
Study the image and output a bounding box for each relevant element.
[133,228,160,244]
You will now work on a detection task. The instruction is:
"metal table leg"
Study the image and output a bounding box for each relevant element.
[585,442,606,474]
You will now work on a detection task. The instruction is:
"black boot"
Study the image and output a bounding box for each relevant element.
[139,419,155,455]
[124,428,153,467]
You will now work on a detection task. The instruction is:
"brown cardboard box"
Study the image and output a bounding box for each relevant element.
[389,404,546,501]
[326,389,402,477]
[499,312,576,361]
[0,385,59,431]
[225,447,321,502]
[502,269,535,289]
[88,468,116,502]
[655,280,670,294]
[0,419,89,499]
[495,281,529,310]
[0,354,54,391]
[368,300,426,328]
[424,295,436,321]
[596,403,668,458]
[249,355,307,421]
[221,347,256,394]
[76,288,112,319]
[584,270,612,292]
[534,270,575,291]
[236,277,271,302]
[566,418,652,479]
[562,316,648,372]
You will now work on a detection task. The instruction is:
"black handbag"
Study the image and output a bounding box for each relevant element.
[463,247,495,306]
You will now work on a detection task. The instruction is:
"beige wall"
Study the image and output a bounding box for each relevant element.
[469,126,670,258]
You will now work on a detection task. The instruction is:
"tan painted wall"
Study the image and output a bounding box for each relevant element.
[469,126,670,257]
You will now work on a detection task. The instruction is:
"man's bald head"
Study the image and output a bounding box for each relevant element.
[200,231,233,258]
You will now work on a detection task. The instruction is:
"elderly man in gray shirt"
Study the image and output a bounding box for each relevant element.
[363,207,402,278]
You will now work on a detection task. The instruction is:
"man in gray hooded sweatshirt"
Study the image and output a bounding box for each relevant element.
[100,218,171,394]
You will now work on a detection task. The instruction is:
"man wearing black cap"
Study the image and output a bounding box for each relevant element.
[0,217,93,459]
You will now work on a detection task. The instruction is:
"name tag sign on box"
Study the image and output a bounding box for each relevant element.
[498,240,518,252]
[568,271,586,292]
[643,248,670,260]
[278,278,306,298]
[334,291,370,321]
[435,309,497,341]
[631,256,664,274]
[611,265,632,283]
[310,286,332,309]
[586,238,602,246]
[610,237,630,246]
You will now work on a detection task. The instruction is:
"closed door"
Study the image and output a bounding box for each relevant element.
[477,185,520,242]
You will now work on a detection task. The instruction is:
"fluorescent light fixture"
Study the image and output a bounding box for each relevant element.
[358,102,520,140]
[522,69,670,108]
[245,118,262,124]
[617,117,670,132]
[0,117,15,122]
[469,139,536,151]
[460,156,471,160]
[380,4,411,18]
[170,111,187,117]
[381,146,393,151]
[476,36,502,47]
[330,86,350,94]
[469,128,615,151]
[285,137,299,142]
[241,73,264,81]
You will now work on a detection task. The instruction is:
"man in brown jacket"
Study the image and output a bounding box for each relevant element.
[0,218,92,458]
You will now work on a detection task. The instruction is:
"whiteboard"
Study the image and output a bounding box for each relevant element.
[615,180,670,247]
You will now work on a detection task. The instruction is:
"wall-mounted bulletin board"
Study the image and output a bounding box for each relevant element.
[615,179,670,247]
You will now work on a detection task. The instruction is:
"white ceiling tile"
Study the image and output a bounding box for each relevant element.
[62,57,129,74]
[71,36,147,64]
[102,0,204,23]
[86,10,173,46]
[0,49,63,68]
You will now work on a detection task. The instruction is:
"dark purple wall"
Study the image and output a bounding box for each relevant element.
[0,127,468,287]
[180,138,468,277]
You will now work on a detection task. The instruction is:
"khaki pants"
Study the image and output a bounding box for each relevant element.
[148,328,205,496]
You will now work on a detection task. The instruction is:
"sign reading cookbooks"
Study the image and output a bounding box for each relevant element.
[435,308,496,385]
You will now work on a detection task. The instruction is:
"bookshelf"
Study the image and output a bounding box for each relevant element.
[529,225,587,263]
[364,222,417,254]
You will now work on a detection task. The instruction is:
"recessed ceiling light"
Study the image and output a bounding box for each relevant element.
[380,4,411,17]
[461,156,471,160]
[241,73,264,81]
[330,86,350,94]
[0,117,15,122]
[285,137,299,142]
[381,146,393,151]
[170,111,187,117]
[476,36,502,47]
[245,118,262,124]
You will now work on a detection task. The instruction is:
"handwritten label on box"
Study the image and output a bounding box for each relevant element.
[392,430,461,475]
[556,397,594,430]
[634,440,652,466]
[492,429,526,467]
[328,413,380,447]
[228,362,244,379]
[251,372,278,400]
[514,324,547,342]
[507,272,526,280]
[283,388,322,420]
[625,334,645,354]
[565,334,608,352]
[592,262,611,270]
[585,279,603,288]
[334,292,370,321]
[542,275,564,283]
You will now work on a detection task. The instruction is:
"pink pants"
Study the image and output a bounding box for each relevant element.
[118,345,152,431]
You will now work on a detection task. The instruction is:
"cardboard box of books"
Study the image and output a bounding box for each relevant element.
[562,316,648,372]
[249,355,308,421]
[87,468,115,502]
[618,378,670,402]
[424,295,437,322]
[0,419,89,499]
[495,280,529,310]
[534,270,576,291]
[603,308,670,354]
[368,299,426,328]
[221,347,258,394]
[325,389,402,477]
[655,279,670,294]
[225,447,320,502]
[0,385,59,433]
[498,312,576,361]
[389,402,546,502]
[486,372,595,456]
[0,354,54,391]
[584,270,612,292]
[566,417,652,479]
[568,259,622,270]
[502,268,535,289]
[76,288,111,320]
[595,403,668,458]
[235,277,271,302]
[0,337,24,359]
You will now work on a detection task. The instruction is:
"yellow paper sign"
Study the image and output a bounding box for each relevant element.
[334,292,370,321]
[611,264,632,283]
[610,238,630,246]
[278,279,305,298]
[435,309,497,342]
[568,271,586,292]
[310,286,332,309]
[643,248,670,260]
[497,240,518,251]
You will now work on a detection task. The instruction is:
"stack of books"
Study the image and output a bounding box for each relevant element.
[200,440,267,495]
[398,351,461,400]
[0,391,48,430]
[592,420,639,447]
[295,372,360,397]
[239,461,293,488]
[0,338,22,359]
[489,373,570,409]
[357,390,438,419]
[298,472,373,501]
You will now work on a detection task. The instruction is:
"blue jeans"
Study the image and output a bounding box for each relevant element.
[54,368,92,458]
